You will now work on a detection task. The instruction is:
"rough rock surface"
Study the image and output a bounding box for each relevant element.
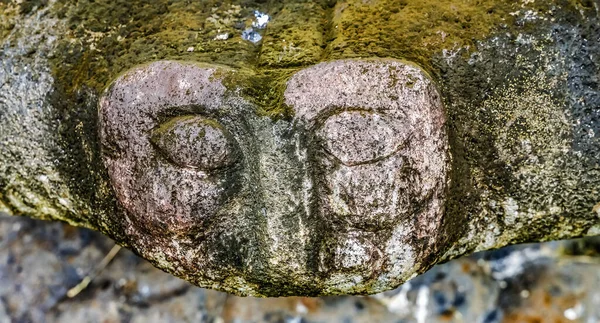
[99,59,448,296]
[0,0,599,296]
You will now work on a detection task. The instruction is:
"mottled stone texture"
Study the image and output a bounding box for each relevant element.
[99,60,448,295]
[1,0,599,296]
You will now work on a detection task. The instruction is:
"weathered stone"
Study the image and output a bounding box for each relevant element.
[98,59,447,295]
[0,0,599,296]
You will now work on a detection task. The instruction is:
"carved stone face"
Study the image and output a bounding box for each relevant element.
[99,59,449,296]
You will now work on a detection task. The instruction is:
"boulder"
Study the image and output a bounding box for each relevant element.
[0,0,598,296]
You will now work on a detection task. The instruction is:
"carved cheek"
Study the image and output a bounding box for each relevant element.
[126,162,225,234]
[103,118,238,235]
[129,116,238,234]
[99,61,238,236]
[332,231,383,270]
[322,157,409,228]
[315,111,409,228]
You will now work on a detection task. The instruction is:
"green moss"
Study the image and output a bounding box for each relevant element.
[0,172,92,228]
[325,0,521,74]
[223,67,301,119]
[45,0,584,115]
[258,1,333,67]
[19,0,47,14]
[0,199,9,215]
[50,0,270,94]
[0,0,18,41]
[46,0,528,104]
[0,0,48,33]
[46,0,565,121]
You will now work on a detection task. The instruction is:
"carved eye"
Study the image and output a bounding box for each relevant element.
[318,111,405,166]
[150,115,237,170]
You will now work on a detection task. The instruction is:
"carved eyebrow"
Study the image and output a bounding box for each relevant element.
[306,106,408,130]
[284,60,429,122]
[102,61,230,125]
[99,61,233,156]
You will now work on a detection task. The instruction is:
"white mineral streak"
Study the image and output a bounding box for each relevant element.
[379,221,416,286]
[252,11,270,29]
[294,132,312,251]
[241,28,262,44]
[213,32,229,41]
[241,11,269,44]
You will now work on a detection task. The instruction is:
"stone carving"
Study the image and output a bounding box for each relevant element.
[2,0,599,298]
[99,59,448,295]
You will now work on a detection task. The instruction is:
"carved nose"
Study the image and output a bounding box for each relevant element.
[253,119,315,274]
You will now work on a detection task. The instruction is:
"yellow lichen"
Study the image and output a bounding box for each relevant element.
[326,0,520,72]
[0,0,19,41]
